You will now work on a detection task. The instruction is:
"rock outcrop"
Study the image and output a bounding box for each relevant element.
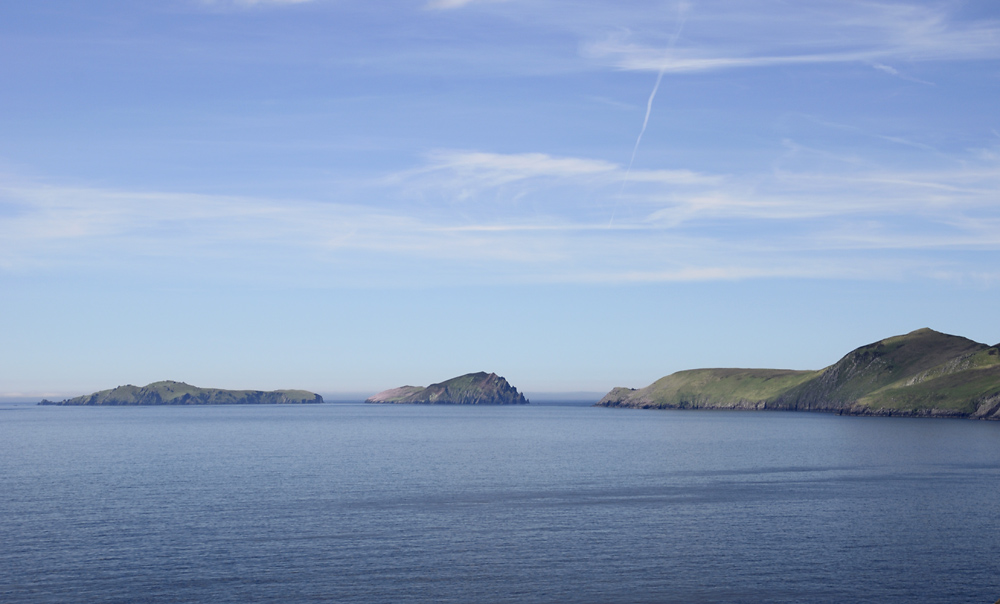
[366,372,528,405]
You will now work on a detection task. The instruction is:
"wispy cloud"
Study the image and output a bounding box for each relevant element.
[2,143,998,286]
[409,150,619,182]
[871,62,934,85]
[392,148,1000,223]
[391,150,717,192]
[587,2,1000,74]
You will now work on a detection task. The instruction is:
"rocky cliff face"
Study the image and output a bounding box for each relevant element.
[597,329,1000,420]
[773,328,988,411]
[40,380,324,405]
[366,372,528,405]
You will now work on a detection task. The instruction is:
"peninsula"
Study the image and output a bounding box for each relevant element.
[597,328,1000,420]
[39,380,324,405]
[366,372,528,405]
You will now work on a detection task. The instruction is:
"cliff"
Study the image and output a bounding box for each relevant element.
[597,329,1000,420]
[366,372,528,405]
[40,380,324,405]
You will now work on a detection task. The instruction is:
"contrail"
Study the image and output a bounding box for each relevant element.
[609,3,690,226]
[623,69,666,187]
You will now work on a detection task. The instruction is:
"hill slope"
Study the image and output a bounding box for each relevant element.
[599,368,820,410]
[597,329,1000,419]
[40,380,324,405]
[366,372,528,405]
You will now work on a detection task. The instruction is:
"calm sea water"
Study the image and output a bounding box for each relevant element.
[2,403,1000,603]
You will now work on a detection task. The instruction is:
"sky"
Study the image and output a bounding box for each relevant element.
[1,0,999,399]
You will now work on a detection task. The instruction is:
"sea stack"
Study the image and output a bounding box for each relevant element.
[366,372,528,405]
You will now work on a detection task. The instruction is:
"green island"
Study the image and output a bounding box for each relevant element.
[39,380,324,405]
[597,328,1000,420]
[366,371,528,405]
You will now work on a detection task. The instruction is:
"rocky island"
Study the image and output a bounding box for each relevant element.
[597,328,1000,420]
[40,380,324,405]
[366,372,528,405]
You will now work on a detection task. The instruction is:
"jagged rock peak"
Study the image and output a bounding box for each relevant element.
[366,371,529,405]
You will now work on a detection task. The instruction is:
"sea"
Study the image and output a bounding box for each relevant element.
[2,402,999,604]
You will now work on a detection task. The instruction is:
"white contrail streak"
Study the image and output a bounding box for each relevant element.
[609,3,690,226]
[623,69,666,185]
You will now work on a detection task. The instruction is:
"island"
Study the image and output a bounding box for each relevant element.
[366,372,528,405]
[596,328,1000,420]
[39,380,324,405]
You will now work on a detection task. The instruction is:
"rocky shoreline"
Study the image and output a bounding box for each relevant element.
[596,329,1000,421]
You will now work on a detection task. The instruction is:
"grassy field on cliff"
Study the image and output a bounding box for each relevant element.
[598,329,1000,418]
[859,346,1000,413]
[605,369,819,409]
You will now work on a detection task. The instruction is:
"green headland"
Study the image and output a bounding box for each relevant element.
[39,380,324,405]
[597,328,1000,420]
[366,371,528,405]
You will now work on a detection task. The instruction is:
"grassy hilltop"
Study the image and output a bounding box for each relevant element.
[597,329,1000,420]
[366,372,528,405]
[40,380,324,405]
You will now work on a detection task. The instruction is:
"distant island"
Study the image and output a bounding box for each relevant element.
[366,372,528,405]
[597,328,1000,420]
[39,380,324,405]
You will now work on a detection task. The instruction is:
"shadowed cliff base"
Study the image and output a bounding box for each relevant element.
[597,329,1000,420]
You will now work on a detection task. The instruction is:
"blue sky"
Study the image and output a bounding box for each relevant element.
[1,0,999,398]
